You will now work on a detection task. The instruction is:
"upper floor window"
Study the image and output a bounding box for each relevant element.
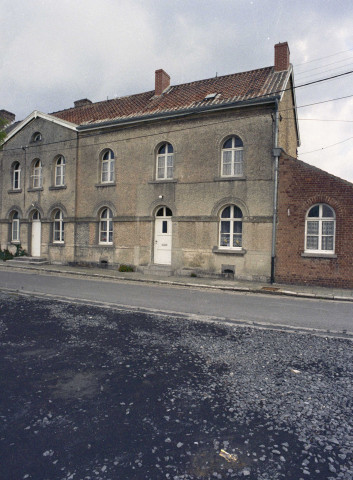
[11,211,20,242]
[55,156,66,186]
[12,162,21,190]
[305,204,335,253]
[31,132,42,143]
[219,205,243,249]
[101,150,115,183]
[32,159,42,188]
[53,209,64,243]
[221,136,244,177]
[156,143,173,180]
[99,208,113,244]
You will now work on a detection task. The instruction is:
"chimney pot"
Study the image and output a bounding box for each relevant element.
[274,42,290,72]
[155,69,170,96]
[0,109,16,124]
[74,98,92,108]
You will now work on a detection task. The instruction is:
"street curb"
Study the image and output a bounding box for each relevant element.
[0,263,353,302]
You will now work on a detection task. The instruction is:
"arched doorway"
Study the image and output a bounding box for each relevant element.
[31,210,41,257]
[154,206,172,265]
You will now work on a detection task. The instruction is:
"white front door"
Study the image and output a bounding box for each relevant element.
[31,220,41,257]
[154,209,172,265]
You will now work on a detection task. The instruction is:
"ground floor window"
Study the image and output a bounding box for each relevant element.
[11,211,20,242]
[219,205,243,249]
[305,203,335,253]
[99,208,113,244]
[53,210,64,243]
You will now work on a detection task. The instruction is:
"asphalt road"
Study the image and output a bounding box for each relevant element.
[0,270,352,335]
[1,293,352,480]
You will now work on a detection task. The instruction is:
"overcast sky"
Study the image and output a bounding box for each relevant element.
[1,0,353,181]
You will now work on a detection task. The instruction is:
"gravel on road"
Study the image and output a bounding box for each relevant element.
[0,292,352,479]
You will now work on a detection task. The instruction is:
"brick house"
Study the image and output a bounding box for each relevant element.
[276,152,353,288]
[8,41,348,286]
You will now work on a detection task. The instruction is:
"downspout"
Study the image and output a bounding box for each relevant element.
[74,131,79,264]
[271,98,281,284]
[22,145,28,249]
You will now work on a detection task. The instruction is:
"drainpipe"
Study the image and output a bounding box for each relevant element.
[271,98,281,284]
[74,131,79,265]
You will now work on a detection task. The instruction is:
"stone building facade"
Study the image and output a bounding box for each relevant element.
[1,43,302,283]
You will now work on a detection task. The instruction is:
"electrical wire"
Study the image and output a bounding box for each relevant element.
[294,47,353,67]
[300,135,353,155]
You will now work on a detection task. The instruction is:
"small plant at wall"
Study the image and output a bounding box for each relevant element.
[15,244,27,257]
[118,264,134,272]
[0,248,13,261]
[190,272,198,277]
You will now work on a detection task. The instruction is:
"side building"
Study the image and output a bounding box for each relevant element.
[276,152,353,289]
[0,43,299,282]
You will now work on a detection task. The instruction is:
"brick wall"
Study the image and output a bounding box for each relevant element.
[276,154,353,288]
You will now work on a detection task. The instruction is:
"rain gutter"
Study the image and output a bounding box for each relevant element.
[77,96,279,132]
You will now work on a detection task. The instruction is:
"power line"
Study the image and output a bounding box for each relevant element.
[297,118,353,123]
[300,135,353,155]
[296,56,353,76]
[296,63,353,82]
[294,47,353,67]
[280,93,353,112]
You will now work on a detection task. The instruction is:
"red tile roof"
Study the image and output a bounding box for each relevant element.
[51,66,290,126]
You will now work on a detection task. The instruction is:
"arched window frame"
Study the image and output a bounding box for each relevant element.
[31,132,42,143]
[221,136,244,177]
[305,203,335,253]
[53,209,64,243]
[55,156,66,187]
[12,162,21,190]
[101,149,115,183]
[11,211,20,242]
[32,159,42,188]
[99,208,113,244]
[156,143,174,180]
[219,205,243,249]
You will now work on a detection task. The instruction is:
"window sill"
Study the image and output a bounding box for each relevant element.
[49,185,67,191]
[50,242,65,247]
[214,176,246,182]
[8,189,22,194]
[212,246,246,255]
[301,252,337,259]
[11,241,20,245]
[27,187,43,192]
[98,243,114,247]
[95,182,116,188]
[148,179,178,184]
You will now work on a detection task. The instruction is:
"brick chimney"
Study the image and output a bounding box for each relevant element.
[155,69,170,96]
[0,109,16,124]
[274,42,290,71]
[74,99,92,108]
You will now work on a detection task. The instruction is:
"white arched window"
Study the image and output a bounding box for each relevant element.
[156,143,174,180]
[101,150,115,183]
[55,156,65,186]
[305,204,335,253]
[99,208,113,244]
[219,205,243,249]
[32,159,42,188]
[12,162,21,190]
[53,210,64,243]
[11,211,20,242]
[221,136,244,177]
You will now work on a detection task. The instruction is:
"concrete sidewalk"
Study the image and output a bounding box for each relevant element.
[0,260,353,302]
